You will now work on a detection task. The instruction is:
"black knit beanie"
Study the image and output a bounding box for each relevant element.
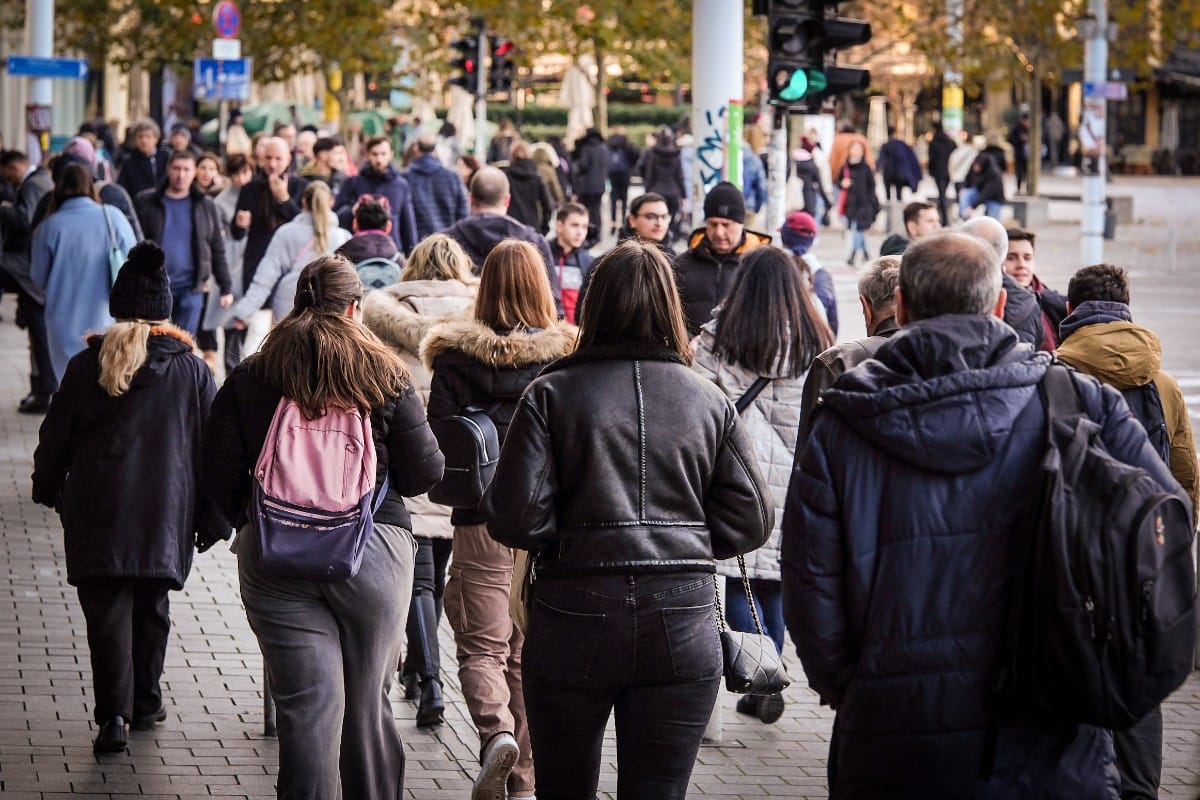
[110,241,172,321]
[703,181,746,223]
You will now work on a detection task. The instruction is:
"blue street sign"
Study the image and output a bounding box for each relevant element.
[193,58,251,102]
[6,55,88,80]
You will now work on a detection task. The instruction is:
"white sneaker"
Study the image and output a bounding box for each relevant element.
[473,732,519,800]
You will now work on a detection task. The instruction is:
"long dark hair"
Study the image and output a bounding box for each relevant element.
[49,163,97,215]
[575,240,690,360]
[712,246,834,377]
[251,255,409,419]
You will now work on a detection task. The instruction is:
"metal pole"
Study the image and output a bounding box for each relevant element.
[766,108,788,237]
[942,0,964,137]
[691,0,743,230]
[1081,0,1108,266]
[26,0,54,162]
[474,32,488,160]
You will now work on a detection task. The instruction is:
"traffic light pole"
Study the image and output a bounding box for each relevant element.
[691,0,743,228]
[766,108,788,235]
[475,32,489,160]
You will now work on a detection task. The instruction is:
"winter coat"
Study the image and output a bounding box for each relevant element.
[742,142,768,212]
[1002,274,1044,350]
[0,165,53,299]
[334,164,419,256]
[965,154,1006,207]
[31,197,138,383]
[549,239,594,325]
[641,143,686,201]
[231,175,307,287]
[531,147,566,208]
[336,231,398,266]
[403,154,470,241]
[797,316,900,441]
[794,157,827,217]
[442,212,563,315]
[673,228,772,337]
[605,134,639,176]
[692,321,804,581]
[230,210,351,324]
[783,313,1184,798]
[840,160,880,230]
[422,318,578,525]
[571,131,609,197]
[1029,274,1067,349]
[200,361,444,535]
[363,279,477,539]
[878,233,911,257]
[32,325,222,589]
[877,138,923,191]
[928,130,956,182]
[504,158,554,234]
[1056,300,1200,517]
[203,184,246,332]
[135,184,232,295]
[116,147,170,200]
[482,341,772,575]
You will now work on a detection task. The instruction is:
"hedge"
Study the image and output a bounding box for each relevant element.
[485,103,689,129]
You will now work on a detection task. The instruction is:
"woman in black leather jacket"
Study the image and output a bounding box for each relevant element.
[482,240,772,800]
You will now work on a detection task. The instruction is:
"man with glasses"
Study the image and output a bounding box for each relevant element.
[618,192,673,250]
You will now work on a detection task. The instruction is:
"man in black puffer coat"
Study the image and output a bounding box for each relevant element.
[782,232,1186,799]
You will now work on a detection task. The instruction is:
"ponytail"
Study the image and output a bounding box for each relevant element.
[304,181,334,256]
[98,321,152,397]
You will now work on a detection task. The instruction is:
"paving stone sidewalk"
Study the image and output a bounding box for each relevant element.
[0,293,1196,799]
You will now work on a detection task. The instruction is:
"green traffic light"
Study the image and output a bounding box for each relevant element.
[778,69,808,101]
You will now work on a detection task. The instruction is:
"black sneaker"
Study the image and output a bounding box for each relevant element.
[93,716,128,754]
[131,706,167,731]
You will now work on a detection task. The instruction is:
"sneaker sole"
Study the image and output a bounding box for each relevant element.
[472,741,519,800]
[757,693,786,725]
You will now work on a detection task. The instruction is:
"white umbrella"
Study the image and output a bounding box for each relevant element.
[867,95,889,155]
[446,85,475,152]
[560,64,595,144]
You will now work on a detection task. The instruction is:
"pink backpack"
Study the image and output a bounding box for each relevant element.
[251,397,387,580]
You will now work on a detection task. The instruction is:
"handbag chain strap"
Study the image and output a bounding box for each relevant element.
[712,554,768,638]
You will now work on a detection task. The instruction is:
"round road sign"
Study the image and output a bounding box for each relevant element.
[213,1,240,39]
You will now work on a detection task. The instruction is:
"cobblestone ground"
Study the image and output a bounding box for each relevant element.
[0,272,1197,799]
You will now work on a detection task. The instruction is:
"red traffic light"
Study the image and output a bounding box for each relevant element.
[493,40,514,56]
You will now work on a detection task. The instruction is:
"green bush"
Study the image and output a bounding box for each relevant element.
[486,103,689,130]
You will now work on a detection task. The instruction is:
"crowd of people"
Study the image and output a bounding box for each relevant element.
[3,108,1196,800]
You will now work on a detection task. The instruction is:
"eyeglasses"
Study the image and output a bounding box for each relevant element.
[636,213,671,222]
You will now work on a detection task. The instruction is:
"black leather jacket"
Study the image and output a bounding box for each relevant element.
[483,342,772,576]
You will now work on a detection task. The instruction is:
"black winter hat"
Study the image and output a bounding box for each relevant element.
[703,181,745,223]
[110,241,172,321]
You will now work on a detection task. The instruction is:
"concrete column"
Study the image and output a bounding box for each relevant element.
[691,0,743,228]
[26,0,53,160]
[1081,0,1108,265]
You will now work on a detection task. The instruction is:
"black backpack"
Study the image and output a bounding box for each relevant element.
[608,143,630,173]
[355,254,402,291]
[1120,381,1171,465]
[427,406,500,509]
[1017,365,1195,730]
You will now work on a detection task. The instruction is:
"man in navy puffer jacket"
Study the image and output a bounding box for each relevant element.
[781,231,1187,799]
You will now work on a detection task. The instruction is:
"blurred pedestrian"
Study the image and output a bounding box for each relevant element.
[877,128,922,201]
[640,126,686,238]
[927,122,956,225]
[405,135,470,240]
[837,140,880,267]
[571,127,609,246]
[335,136,419,257]
[779,210,838,334]
[117,119,169,199]
[504,142,555,235]
[605,125,639,237]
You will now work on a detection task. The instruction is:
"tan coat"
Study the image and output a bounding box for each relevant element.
[363,279,477,538]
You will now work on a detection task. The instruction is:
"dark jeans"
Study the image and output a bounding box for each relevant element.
[403,536,453,676]
[724,576,784,654]
[1114,706,1162,799]
[609,171,631,227]
[523,571,722,800]
[20,290,56,396]
[933,175,951,225]
[884,180,907,201]
[223,326,245,374]
[171,290,205,336]
[578,193,604,242]
[75,578,173,723]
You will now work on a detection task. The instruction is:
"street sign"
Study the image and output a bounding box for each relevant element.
[212,38,241,60]
[1084,80,1129,101]
[5,55,88,80]
[213,1,240,39]
[194,58,251,102]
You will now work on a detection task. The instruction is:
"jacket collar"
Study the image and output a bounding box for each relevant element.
[540,340,688,377]
[420,317,577,371]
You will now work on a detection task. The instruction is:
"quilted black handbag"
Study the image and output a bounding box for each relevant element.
[715,556,791,695]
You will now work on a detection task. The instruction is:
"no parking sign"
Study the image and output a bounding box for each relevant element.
[213,1,240,38]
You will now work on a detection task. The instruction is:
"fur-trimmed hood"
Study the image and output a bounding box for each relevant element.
[420,317,578,372]
[364,281,476,355]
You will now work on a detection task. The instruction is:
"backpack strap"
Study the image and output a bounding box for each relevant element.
[371,473,390,516]
[1039,361,1084,424]
[734,377,772,414]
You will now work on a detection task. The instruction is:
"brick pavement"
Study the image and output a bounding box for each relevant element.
[1,266,1198,798]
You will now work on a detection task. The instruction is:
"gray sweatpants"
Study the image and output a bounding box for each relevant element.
[238,524,416,799]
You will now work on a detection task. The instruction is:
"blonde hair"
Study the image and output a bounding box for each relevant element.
[98,321,153,397]
[303,182,335,256]
[402,233,475,283]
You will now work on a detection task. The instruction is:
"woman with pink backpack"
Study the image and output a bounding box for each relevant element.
[200,255,444,798]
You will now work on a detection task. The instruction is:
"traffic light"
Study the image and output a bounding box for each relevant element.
[490,37,515,93]
[767,0,871,110]
[449,34,481,95]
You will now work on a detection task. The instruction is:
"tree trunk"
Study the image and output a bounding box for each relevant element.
[595,42,608,136]
[1028,69,1042,195]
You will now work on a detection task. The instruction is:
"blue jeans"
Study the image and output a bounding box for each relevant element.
[724,576,785,654]
[171,290,205,336]
[523,572,722,800]
[847,220,867,258]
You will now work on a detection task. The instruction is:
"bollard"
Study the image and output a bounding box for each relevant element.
[263,666,277,737]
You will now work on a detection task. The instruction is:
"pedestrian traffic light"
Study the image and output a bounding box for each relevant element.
[490,38,515,93]
[767,0,871,110]
[449,35,480,95]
